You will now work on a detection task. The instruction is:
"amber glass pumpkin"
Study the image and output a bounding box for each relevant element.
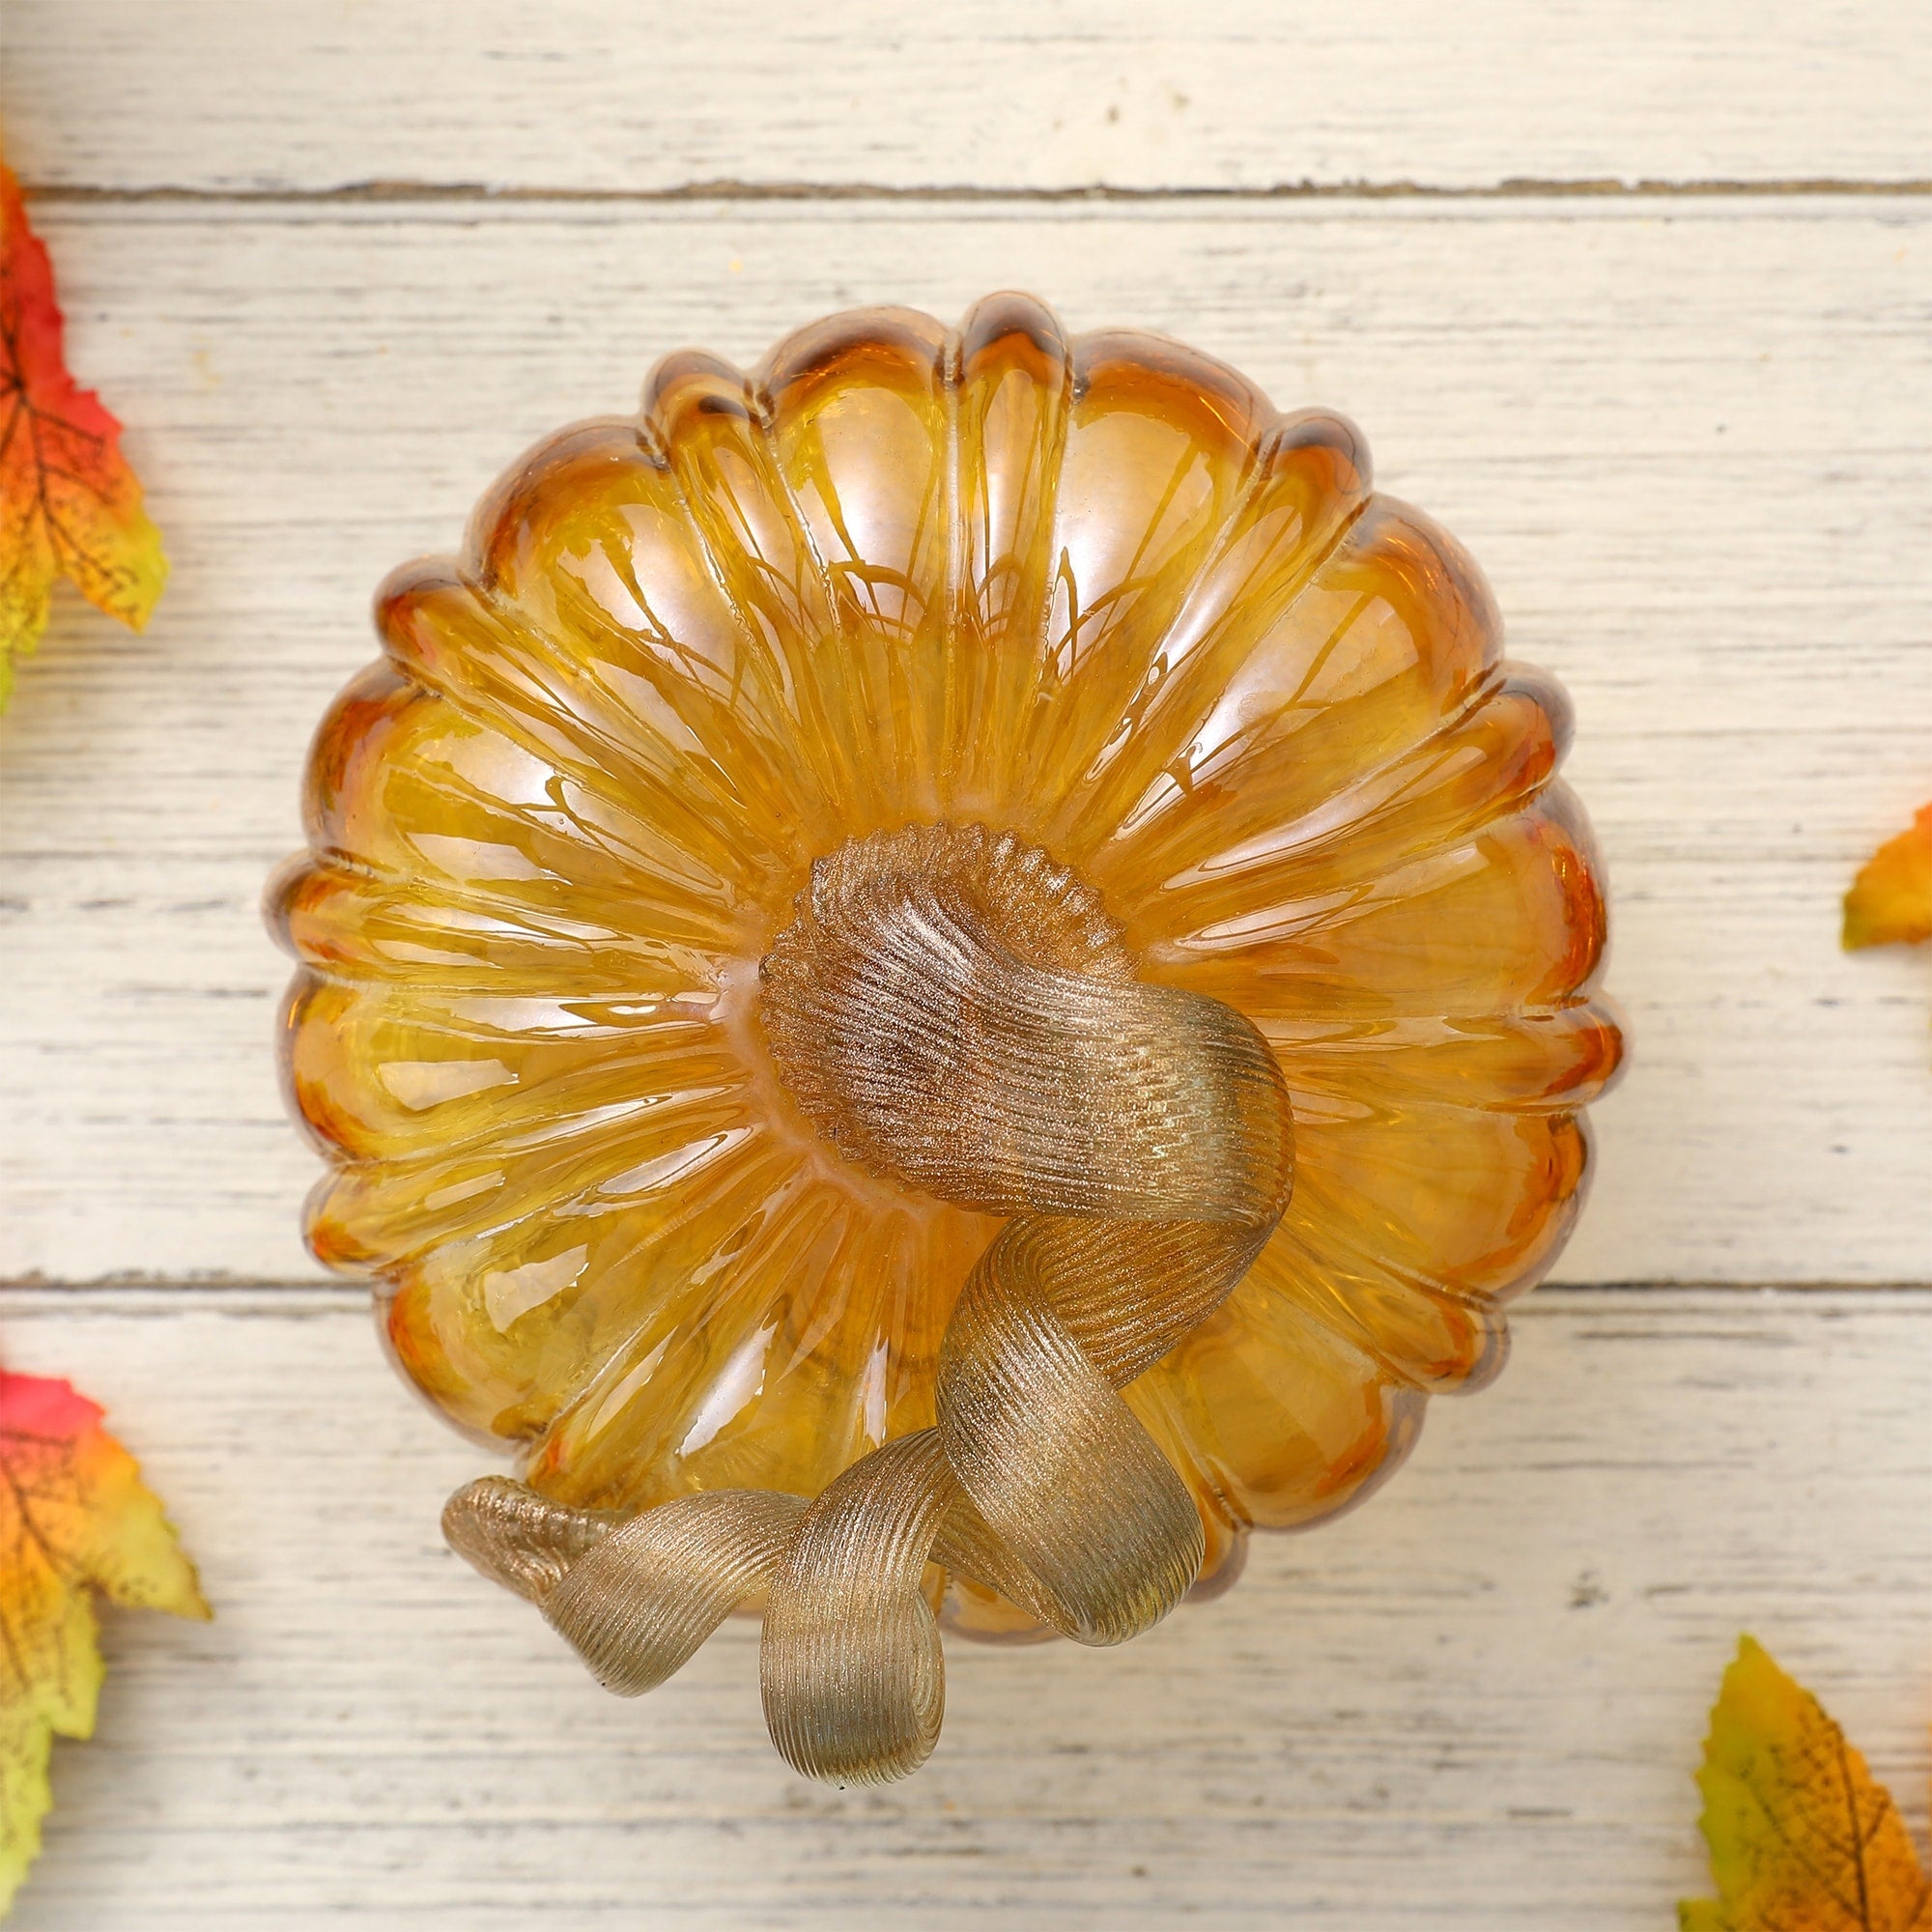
[271,293,1622,1645]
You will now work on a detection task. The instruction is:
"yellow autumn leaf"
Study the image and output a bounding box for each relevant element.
[1682,1635,1932,1932]
[0,1370,210,1918]
[1843,803,1932,950]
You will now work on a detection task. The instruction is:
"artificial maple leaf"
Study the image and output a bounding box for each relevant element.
[0,1370,209,1917]
[0,154,167,709]
[1682,1635,1932,1931]
[1844,804,1932,951]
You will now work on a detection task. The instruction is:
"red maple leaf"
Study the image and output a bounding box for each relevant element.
[0,155,166,705]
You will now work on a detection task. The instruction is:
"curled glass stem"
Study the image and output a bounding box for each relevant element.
[445,823,1293,1782]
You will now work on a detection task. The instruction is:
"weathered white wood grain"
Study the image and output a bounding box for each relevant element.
[3,199,1929,1285]
[1,11,1923,1932]
[0,1286,1923,1930]
[9,0,1932,195]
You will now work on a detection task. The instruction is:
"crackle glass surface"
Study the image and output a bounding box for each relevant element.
[270,293,1622,1618]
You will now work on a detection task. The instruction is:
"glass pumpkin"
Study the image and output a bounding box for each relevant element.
[270,292,1622,1662]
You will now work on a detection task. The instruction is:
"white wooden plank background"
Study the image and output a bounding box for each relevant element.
[4,202,1932,1284]
[11,1,1932,193]
[0,1287,1925,1932]
[1,3,1929,1926]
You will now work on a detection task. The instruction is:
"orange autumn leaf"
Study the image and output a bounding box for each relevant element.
[0,154,167,709]
[0,1371,209,1917]
[1844,804,1932,951]
[1682,1636,1932,1932]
